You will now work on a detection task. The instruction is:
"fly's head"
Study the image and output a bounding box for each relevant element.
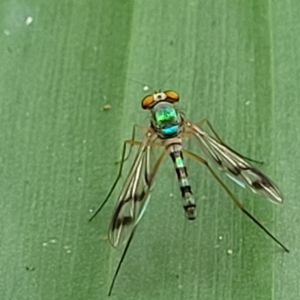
[141,90,182,138]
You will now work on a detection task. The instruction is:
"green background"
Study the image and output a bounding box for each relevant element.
[1,0,299,299]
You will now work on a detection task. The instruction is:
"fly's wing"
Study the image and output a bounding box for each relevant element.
[186,121,283,203]
[109,136,166,248]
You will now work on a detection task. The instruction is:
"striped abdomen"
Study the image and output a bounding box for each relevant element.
[169,145,196,220]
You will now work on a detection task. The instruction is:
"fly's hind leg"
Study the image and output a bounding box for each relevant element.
[183,149,289,253]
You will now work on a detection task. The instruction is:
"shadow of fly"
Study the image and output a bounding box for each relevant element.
[89,90,289,296]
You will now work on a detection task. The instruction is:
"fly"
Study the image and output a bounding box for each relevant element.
[89,90,289,295]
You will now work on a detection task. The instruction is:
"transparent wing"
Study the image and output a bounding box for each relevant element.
[109,135,166,248]
[185,120,283,203]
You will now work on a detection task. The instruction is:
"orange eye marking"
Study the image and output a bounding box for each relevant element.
[141,95,154,109]
[165,90,179,102]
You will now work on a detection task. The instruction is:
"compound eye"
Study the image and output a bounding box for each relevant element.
[141,94,154,109]
[164,90,179,102]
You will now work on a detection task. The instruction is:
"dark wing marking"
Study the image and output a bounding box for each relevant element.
[186,120,283,203]
[109,135,165,247]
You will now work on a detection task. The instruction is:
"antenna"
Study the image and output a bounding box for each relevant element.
[129,64,179,93]
[128,78,154,92]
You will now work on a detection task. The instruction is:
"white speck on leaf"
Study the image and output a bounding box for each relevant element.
[25,17,33,25]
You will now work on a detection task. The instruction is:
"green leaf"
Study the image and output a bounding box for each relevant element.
[0,0,298,299]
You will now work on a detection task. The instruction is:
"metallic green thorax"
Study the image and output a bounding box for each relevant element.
[151,102,181,136]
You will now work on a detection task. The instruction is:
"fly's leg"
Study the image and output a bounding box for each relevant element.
[108,148,167,295]
[183,149,289,253]
[196,119,263,164]
[108,228,136,296]
[116,124,149,164]
[196,119,224,141]
[89,140,143,221]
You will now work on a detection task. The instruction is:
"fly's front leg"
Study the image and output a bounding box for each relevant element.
[116,124,148,164]
[196,119,224,143]
[89,139,142,221]
[196,119,263,164]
